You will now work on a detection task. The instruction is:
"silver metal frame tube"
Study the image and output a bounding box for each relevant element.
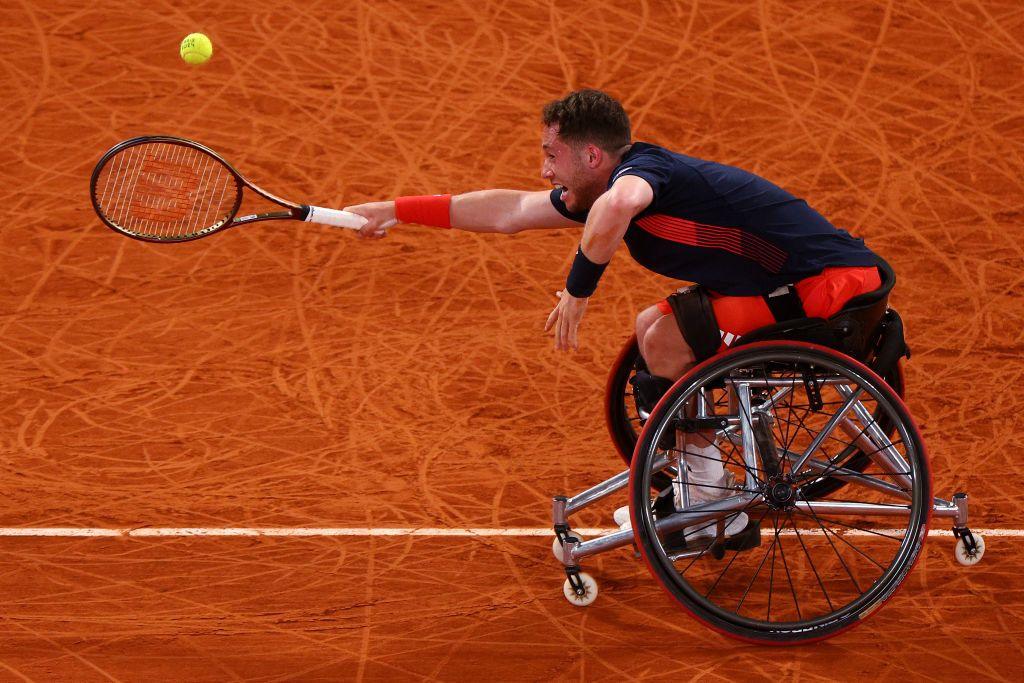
[836,384,913,490]
[788,500,910,517]
[565,469,630,515]
[552,496,567,528]
[649,493,758,537]
[932,499,959,520]
[697,387,712,418]
[788,450,911,500]
[735,382,759,491]
[716,387,792,441]
[792,386,863,472]
[572,492,758,560]
[571,526,635,560]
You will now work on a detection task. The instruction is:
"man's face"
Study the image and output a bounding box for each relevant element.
[540,125,606,212]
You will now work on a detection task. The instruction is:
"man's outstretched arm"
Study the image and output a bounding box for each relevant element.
[344,190,581,237]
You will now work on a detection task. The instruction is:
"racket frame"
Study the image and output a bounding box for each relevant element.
[90,135,319,243]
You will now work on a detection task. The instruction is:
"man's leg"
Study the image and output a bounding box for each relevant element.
[631,304,685,414]
[638,312,696,380]
[632,304,741,540]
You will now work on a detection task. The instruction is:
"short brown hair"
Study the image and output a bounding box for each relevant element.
[542,89,631,152]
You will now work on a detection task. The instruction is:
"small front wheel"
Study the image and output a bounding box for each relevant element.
[562,572,599,606]
[955,533,985,566]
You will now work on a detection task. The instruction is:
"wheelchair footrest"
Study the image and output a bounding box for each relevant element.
[709,521,761,559]
[723,521,761,552]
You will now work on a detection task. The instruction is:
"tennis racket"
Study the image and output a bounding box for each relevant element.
[90,135,391,242]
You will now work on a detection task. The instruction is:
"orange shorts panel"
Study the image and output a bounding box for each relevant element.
[793,266,882,319]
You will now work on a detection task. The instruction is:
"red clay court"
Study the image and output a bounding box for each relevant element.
[2,0,1023,679]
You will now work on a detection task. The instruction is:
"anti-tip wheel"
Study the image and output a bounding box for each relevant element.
[552,535,583,564]
[955,533,985,566]
[562,572,598,606]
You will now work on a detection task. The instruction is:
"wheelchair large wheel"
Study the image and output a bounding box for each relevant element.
[629,342,930,644]
[605,334,643,467]
[606,335,905,498]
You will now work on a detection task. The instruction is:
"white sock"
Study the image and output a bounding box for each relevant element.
[683,441,725,486]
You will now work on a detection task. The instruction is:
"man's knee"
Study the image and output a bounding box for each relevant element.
[635,305,663,343]
[642,317,696,378]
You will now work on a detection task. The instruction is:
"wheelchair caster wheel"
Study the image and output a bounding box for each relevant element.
[955,533,985,566]
[552,534,583,564]
[562,572,598,606]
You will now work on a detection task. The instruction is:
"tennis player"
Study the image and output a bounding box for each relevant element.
[344,89,884,536]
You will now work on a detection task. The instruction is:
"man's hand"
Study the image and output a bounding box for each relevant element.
[342,201,397,239]
[544,290,589,351]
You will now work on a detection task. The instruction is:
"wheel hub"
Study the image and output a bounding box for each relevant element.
[765,475,797,509]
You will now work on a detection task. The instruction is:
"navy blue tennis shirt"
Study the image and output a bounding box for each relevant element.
[550,142,878,296]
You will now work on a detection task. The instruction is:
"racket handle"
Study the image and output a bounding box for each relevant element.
[303,205,369,230]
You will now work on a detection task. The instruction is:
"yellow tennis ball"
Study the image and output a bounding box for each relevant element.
[180,33,213,65]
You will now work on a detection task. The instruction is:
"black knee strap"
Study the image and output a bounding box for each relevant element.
[665,286,721,363]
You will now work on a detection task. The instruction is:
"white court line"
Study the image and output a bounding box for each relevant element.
[0,527,1018,538]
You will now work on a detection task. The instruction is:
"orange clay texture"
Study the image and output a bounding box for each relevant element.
[0,0,1022,679]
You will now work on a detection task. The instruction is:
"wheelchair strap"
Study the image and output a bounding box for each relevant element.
[763,285,806,322]
[666,287,721,362]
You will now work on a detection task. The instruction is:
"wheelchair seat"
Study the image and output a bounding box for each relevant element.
[735,258,908,376]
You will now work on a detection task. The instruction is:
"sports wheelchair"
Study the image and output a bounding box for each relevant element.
[551,262,984,643]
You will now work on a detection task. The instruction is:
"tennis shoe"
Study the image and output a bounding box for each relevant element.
[614,505,631,529]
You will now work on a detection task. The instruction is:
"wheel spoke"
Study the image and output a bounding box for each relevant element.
[736,524,778,612]
[788,506,908,544]
[777,512,802,620]
[797,497,865,590]
[767,510,781,621]
[693,503,772,595]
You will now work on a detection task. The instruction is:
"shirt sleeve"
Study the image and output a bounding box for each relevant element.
[610,153,672,202]
[549,188,589,223]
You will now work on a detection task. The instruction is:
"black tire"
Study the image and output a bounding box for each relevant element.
[629,342,929,644]
[605,335,642,466]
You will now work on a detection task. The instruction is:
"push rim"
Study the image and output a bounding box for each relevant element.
[629,342,930,643]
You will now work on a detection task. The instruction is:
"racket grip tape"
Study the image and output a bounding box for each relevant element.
[302,205,368,230]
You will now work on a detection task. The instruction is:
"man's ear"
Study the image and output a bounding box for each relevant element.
[584,143,603,168]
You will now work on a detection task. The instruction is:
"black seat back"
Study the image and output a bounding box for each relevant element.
[825,258,895,359]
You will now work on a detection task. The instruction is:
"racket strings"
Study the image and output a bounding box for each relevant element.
[94,142,238,240]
